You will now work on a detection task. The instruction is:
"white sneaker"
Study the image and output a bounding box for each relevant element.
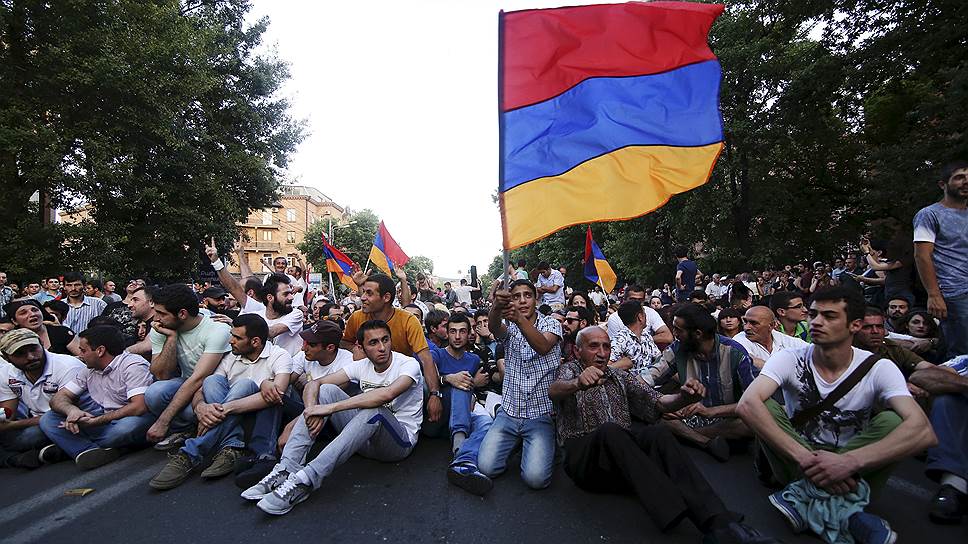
[256,474,312,515]
[241,465,290,501]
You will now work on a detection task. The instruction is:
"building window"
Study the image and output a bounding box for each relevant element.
[286,231,296,244]
[286,208,296,222]
[262,230,272,241]
[262,209,272,225]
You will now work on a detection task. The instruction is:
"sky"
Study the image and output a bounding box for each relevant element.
[247,0,591,278]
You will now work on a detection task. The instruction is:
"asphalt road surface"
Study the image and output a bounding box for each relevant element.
[1,437,965,544]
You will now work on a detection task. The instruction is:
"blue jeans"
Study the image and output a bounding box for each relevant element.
[477,409,555,489]
[181,375,261,463]
[0,425,50,453]
[941,292,968,358]
[245,389,305,460]
[926,393,968,483]
[39,405,155,458]
[448,388,493,468]
[144,378,196,431]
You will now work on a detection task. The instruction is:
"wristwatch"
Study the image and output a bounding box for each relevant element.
[429,390,443,399]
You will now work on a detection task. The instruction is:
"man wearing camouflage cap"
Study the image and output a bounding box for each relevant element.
[0,329,84,468]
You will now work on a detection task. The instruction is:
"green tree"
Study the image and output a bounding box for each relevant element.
[0,0,303,281]
[297,208,380,272]
[403,255,434,281]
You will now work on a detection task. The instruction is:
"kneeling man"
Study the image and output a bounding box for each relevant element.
[244,319,422,515]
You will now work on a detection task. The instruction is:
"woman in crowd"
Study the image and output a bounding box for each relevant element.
[4,298,78,355]
[899,310,945,363]
[861,234,916,305]
[717,307,744,338]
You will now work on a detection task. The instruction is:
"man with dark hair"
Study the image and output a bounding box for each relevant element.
[606,284,673,345]
[149,313,292,489]
[40,325,155,470]
[33,276,62,305]
[648,304,757,461]
[480,279,561,489]
[884,296,911,333]
[339,272,442,426]
[551,326,778,544]
[770,291,811,342]
[432,312,495,495]
[853,307,927,381]
[561,305,593,364]
[914,159,968,358]
[738,287,937,542]
[142,283,232,451]
[535,262,566,310]
[729,282,753,311]
[674,246,701,303]
[206,241,305,357]
[62,272,107,333]
[610,300,661,377]
[424,308,449,350]
[245,320,424,515]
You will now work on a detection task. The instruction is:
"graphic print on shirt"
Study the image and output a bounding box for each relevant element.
[359,380,395,412]
[793,357,869,447]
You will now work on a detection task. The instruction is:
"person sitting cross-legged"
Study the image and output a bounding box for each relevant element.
[551,326,780,544]
[40,325,156,470]
[149,314,291,489]
[434,312,494,496]
[737,287,937,543]
[243,319,423,515]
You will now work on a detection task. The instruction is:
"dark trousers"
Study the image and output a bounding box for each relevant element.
[564,422,728,531]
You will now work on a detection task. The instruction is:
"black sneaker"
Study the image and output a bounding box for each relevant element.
[447,464,493,496]
[929,484,966,525]
[235,457,277,490]
[39,444,68,464]
[6,449,41,469]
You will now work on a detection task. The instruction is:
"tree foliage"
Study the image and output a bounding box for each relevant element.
[0,0,304,281]
[487,0,967,290]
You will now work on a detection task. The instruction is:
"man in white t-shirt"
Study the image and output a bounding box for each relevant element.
[606,285,673,345]
[733,306,808,368]
[206,240,306,357]
[737,287,937,542]
[150,313,291,490]
[245,319,423,515]
[452,279,479,306]
[535,262,566,309]
[0,329,84,468]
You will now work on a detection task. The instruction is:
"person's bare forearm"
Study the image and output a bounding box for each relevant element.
[909,367,968,395]
[488,306,507,339]
[517,317,555,355]
[223,393,271,414]
[416,349,441,394]
[703,403,738,418]
[158,378,204,425]
[736,398,811,463]
[327,388,397,413]
[0,416,41,431]
[914,245,941,296]
[96,398,147,423]
[848,416,937,472]
[49,390,79,416]
[150,337,179,380]
[549,378,581,401]
[216,266,247,305]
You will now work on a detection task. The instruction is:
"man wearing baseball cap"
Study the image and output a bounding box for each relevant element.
[0,329,84,468]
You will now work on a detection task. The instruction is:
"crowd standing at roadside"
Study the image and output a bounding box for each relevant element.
[0,161,966,544]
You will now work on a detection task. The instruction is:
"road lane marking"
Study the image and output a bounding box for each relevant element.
[0,452,161,527]
[5,462,162,544]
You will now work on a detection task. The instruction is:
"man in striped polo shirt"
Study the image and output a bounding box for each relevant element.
[62,272,107,333]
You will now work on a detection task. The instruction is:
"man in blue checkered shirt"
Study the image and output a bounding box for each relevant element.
[479,279,561,489]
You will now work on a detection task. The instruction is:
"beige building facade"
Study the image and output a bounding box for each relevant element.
[230,185,346,274]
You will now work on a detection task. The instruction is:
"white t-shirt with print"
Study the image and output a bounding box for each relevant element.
[760,345,910,448]
[341,352,423,445]
[0,351,85,417]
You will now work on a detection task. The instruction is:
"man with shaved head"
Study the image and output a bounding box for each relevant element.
[550,326,778,544]
[734,306,809,368]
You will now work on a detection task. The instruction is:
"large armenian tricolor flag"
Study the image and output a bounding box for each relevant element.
[499,2,725,249]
